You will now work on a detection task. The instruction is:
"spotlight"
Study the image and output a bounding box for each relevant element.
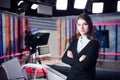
[117,1,120,12]
[92,2,104,13]
[18,0,24,6]
[74,0,88,9]
[31,4,38,10]
[56,0,68,10]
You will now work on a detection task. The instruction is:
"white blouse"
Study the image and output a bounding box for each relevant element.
[77,36,91,53]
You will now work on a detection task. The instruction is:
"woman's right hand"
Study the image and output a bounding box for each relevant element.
[67,50,73,58]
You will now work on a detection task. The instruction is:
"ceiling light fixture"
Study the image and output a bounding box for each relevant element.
[117,1,120,12]
[18,0,24,6]
[92,2,104,13]
[37,4,53,15]
[31,4,38,10]
[56,0,68,10]
[74,0,88,9]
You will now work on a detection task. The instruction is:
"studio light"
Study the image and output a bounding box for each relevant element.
[17,1,29,14]
[92,2,104,13]
[37,4,53,15]
[74,0,88,9]
[31,4,38,10]
[56,0,68,10]
[117,1,120,12]
[18,0,24,6]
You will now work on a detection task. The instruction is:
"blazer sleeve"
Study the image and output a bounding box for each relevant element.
[72,40,100,70]
[61,40,75,66]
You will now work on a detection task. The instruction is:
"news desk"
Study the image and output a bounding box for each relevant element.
[40,57,120,80]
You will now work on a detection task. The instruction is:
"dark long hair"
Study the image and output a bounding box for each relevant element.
[77,13,96,39]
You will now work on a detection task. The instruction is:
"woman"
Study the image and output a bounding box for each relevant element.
[62,13,100,80]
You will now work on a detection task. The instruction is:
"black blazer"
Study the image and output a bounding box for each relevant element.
[62,39,100,80]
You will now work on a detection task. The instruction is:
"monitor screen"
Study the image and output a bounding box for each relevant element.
[96,30,109,48]
[38,45,50,55]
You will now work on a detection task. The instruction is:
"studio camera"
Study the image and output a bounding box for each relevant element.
[25,29,50,54]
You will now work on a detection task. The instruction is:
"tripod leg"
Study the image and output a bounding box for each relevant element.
[37,59,41,64]
[25,51,31,63]
[37,59,47,78]
[25,55,30,63]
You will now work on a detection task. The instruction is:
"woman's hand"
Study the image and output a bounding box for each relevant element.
[79,55,86,62]
[67,50,73,58]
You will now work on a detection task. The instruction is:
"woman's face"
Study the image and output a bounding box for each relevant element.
[77,18,89,36]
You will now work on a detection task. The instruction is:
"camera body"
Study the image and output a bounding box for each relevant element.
[25,29,50,54]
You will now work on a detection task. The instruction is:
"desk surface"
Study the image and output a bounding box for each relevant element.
[20,55,120,72]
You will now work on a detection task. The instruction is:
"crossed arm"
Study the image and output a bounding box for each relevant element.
[62,40,100,70]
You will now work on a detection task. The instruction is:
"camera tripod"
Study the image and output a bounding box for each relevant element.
[25,47,47,79]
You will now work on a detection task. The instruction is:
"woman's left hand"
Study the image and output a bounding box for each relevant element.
[79,55,86,62]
